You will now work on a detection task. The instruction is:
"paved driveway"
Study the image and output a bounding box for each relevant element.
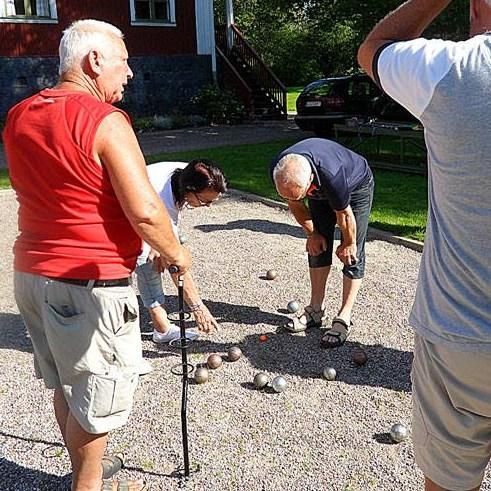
[0,119,310,169]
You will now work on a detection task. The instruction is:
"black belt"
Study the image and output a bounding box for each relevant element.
[49,277,131,287]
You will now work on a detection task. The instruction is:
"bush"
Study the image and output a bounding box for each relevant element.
[132,114,207,133]
[192,85,246,125]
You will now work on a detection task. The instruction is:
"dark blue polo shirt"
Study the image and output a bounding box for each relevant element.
[270,138,372,210]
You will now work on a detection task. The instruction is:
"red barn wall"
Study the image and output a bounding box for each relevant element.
[0,0,197,57]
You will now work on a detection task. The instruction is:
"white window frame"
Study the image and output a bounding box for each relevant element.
[0,0,58,23]
[129,0,176,27]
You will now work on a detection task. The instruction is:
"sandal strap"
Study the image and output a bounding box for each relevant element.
[304,306,325,323]
[331,317,351,331]
[284,315,308,333]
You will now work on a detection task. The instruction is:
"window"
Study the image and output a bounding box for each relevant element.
[0,0,58,22]
[130,0,175,26]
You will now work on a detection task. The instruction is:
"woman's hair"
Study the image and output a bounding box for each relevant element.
[58,19,124,75]
[171,159,227,208]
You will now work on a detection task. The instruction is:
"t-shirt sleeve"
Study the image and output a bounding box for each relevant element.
[376,38,459,119]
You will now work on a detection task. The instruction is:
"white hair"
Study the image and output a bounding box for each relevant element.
[59,19,124,75]
[273,153,312,188]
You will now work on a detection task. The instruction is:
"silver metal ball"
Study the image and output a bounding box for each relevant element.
[194,367,209,384]
[390,423,408,443]
[322,367,337,381]
[287,301,300,313]
[227,346,242,362]
[271,376,287,393]
[266,269,277,280]
[179,234,188,245]
[253,372,269,389]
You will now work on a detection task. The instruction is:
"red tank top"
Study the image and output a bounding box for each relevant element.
[3,89,142,279]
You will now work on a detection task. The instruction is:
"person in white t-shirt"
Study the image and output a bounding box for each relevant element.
[359,1,491,490]
[136,159,227,343]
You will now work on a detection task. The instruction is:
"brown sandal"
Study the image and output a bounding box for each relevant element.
[320,317,353,348]
[284,306,325,333]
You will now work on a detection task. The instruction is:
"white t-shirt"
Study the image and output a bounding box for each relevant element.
[376,36,491,351]
[140,161,187,258]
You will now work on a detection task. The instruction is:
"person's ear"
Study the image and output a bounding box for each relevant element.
[86,49,103,75]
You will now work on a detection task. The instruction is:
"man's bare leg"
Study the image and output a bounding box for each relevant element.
[323,275,361,344]
[308,266,331,312]
[65,411,107,491]
[337,275,362,323]
[425,477,480,491]
[54,387,69,444]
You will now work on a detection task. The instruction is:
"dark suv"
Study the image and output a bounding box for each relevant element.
[295,74,416,136]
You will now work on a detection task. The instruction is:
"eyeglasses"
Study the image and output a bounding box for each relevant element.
[279,174,316,202]
[192,192,220,207]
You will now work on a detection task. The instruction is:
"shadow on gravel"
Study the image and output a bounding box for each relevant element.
[0,458,71,491]
[0,313,32,353]
[195,219,305,239]
[141,296,412,393]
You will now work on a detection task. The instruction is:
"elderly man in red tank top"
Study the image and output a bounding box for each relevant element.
[3,19,191,491]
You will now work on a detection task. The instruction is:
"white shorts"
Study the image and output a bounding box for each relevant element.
[14,271,146,434]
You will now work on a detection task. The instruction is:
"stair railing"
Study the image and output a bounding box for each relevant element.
[227,24,287,117]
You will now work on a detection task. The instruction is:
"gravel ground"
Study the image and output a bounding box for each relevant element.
[1,188,490,491]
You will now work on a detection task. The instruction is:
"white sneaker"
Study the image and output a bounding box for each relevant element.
[152,324,199,344]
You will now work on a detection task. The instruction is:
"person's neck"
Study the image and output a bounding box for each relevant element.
[56,72,104,102]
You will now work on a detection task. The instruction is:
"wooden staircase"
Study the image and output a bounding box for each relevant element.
[216,24,287,120]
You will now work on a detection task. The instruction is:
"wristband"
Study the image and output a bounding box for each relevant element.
[188,301,204,312]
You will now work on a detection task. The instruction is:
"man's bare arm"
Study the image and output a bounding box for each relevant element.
[93,111,191,272]
[358,0,452,79]
[287,200,314,235]
[335,206,358,265]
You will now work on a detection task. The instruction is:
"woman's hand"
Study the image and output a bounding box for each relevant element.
[192,304,219,334]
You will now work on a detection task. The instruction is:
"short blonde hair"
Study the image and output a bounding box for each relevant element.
[59,19,124,75]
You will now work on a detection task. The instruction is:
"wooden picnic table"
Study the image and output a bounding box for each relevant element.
[334,120,427,174]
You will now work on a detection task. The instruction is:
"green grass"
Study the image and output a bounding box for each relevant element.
[149,139,428,242]
[370,169,427,242]
[1,140,428,241]
[148,140,296,199]
[287,86,303,114]
[0,169,10,189]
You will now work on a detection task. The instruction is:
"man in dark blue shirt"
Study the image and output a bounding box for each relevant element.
[270,138,374,347]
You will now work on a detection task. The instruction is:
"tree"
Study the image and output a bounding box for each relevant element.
[216,0,469,85]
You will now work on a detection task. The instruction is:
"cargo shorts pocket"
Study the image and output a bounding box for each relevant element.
[90,371,139,418]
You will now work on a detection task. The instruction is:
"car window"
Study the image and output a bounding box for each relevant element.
[305,81,336,97]
[351,81,372,97]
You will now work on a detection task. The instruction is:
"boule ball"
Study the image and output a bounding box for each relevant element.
[207,353,223,369]
[179,233,188,245]
[322,367,337,381]
[227,346,242,362]
[265,269,277,280]
[194,367,209,384]
[390,423,408,443]
[287,301,300,313]
[253,372,269,389]
[271,376,287,393]
[352,349,368,366]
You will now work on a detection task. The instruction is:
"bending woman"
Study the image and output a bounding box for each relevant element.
[136,158,227,343]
